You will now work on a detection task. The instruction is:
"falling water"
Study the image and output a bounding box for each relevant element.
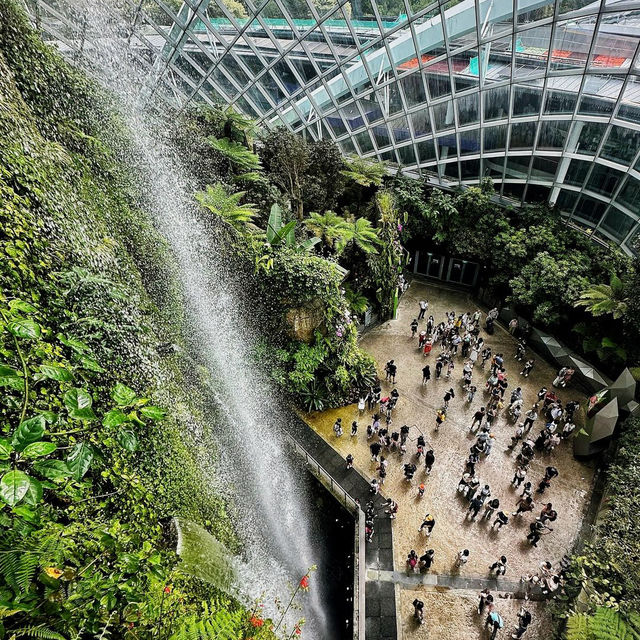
[46,2,333,634]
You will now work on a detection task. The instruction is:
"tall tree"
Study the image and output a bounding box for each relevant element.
[259,128,310,220]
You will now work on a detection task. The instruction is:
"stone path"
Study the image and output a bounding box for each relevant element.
[285,415,398,640]
[303,280,595,639]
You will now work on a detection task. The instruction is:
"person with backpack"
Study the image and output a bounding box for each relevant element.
[486,610,504,639]
[512,606,532,638]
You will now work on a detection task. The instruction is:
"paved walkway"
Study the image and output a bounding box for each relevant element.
[304,281,596,639]
[285,415,398,640]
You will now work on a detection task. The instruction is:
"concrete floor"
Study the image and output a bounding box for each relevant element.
[305,281,594,638]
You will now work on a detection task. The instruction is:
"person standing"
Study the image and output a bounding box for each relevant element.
[520,359,535,377]
[419,549,435,572]
[522,405,539,434]
[513,606,532,638]
[419,513,436,536]
[467,495,484,520]
[435,409,446,431]
[455,549,470,567]
[483,498,500,520]
[470,407,486,433]
[385,359,397,383]
[351,421,358,437]
[410,318,419,337]
[418,300,428,320]
[478,589,494,615]
[333,418,343,437]
[493,511,509,530]
[424,449,435,474]
[422,364,431,385]
[443,388,455,409]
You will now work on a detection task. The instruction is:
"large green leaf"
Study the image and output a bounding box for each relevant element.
[23,476,43,506]
[33,460,71,482]
[0,439,13,460]
[103,409,129,428]
[56,333,90,353]
[140,406,165,421]
[22,442,57,459]
[266,203,283,242]
[39,363,73,382]
[0,470,30,506]
[64,388,95,421]
[0,364,24,391]
[7,318,41,340]
[112,383,138,407]
[8,299,37,313]
[66,442,93,480]
[117,429,138,452]
[12,416,46,452]
[78,355,105,373]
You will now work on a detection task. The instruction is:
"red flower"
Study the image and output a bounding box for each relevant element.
[164,586,172,594]
[249,616,264,627]
[294,624,302,635]
[299,575,310,590]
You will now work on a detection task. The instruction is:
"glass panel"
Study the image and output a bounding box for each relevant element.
[586,164,623,197]
[427,72,452,99]
[555,188,579,213]
[459,129,480,156]
[485,157,505,179]
[437,134,458,159]
[513,84,542,117]
[509,122,536,150]
[544,76,582,114]
[618,77,640,124]
[502,183,526,200]
[589,23,635,72]
[460,159,480,180]
[505,156,531,179]
[483,124,507,152]
[551,20,591,72]
[397,143,418,166]
[574,195,606,225]
[410,110,431,138]
[417,139,437,163]
[515,25,551,77]
[483,85,510,121]
[372,123,392,148]
[564,159,591,187]
[579,75,622,117]
[575,122,607,156]
[433,100,455,132]
[600,208,635,241]
[355,130,375,153]
[443,161,459,181]
[618,177,640,211]
[600,125,640,165]
[456,93,479,126]
[525,184,551,203]
[537,121,569,150]
[402,73,428,108]
[530,156,559,179]
[390,116,411,143]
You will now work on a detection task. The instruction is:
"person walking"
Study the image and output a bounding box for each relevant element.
[333,418,343,437]
[455,549,470,567]
[520,359,535,377]
[418,300,428,320]
[413,598,425,625]
[351,421,358,437]
[486,611,504,640]
[435,357,444,379]
[419,549,435,572]
[346,454,354,470]
[512,466,527,488]
[522,405,539,434]
[493,511,509,530]
[424,449,435,474]
[422,364,431,385]
[483,498,500,520]
[478,589,494,615]
[419,513,436,536]
[435,409,446,431]
[410,318,419,338]
[513,496,535,517]
[489,555,508,576]
[467,495,484,520]
[443,388,455,409]
[370,441,382,461]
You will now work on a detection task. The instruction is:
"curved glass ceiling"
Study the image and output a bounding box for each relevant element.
[24,0,640,253]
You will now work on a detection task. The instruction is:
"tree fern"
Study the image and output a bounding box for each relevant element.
[566,608,640,640]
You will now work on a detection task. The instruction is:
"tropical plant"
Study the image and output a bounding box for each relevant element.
[573,323,627,363]
[303,211,351,251]
[566,608,640,640]
[207,137,261,173]
[341,157,386,187]
[343,284,369,316]
[195,183,258,231]
[335,217,380,255]
[298,379,328,412]
[265,204,319,251]
[575,275,629,320]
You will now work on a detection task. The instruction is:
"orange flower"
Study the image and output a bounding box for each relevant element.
[249,616,264,627]
[164,586,172,594]
[44,567,63,579]
[299,575,310,590]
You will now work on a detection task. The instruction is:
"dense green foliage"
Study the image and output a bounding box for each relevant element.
[392,175,639,369]
[564,417,640,616]
[0,3,280,636]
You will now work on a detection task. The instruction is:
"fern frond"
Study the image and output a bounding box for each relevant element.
[11,627,67,640]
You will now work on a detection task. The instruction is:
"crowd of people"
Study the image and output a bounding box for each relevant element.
[334,297,582,637]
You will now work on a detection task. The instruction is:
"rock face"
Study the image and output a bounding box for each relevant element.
[285,298,326,343]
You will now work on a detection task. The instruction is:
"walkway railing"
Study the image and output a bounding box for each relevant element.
[283,433,366,640]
